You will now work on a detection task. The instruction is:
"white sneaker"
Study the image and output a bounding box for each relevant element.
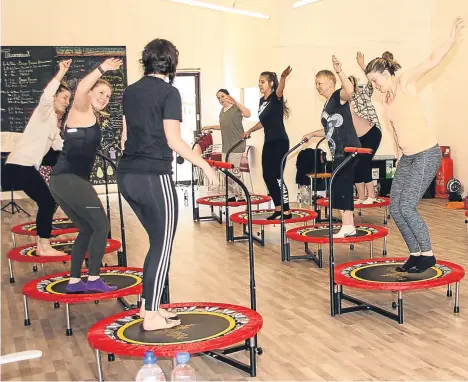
[361,197,377,205]
[333,225,357,238]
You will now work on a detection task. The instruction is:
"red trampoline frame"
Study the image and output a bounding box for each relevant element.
[230,208,317,225]
[8,238,121,264]
[22,267,143,303]
[317,197,390,209]
[11,218,78,236]
[88,302,263,357]
[334,258,465,291]
[196,194,271,207]
[286,224,388,244]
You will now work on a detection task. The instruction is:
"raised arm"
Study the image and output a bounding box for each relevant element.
[276,66,292,98]
[225,95,251,118]
[120,115,127,150]
[243,121,264,138]
[38,60,72,119]
[71,58,123,113]
[401,17,464,88]
[332,55,354,103]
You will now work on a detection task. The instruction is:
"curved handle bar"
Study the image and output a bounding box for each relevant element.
[205,159,234,169]
[344,147,373,155]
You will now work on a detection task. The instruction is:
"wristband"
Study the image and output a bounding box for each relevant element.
[97,65,105,75]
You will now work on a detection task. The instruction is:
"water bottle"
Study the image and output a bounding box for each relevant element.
[136,351,166,381]
[171,352,196,381]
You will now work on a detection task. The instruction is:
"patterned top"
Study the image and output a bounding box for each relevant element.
[351,83,381,130]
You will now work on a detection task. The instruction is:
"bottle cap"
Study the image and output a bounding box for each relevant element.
[143,350,157,365]
[175,351,190,364]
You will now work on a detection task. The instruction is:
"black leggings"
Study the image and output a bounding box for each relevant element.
[117,173,178,312]
[49,174,110,278]
[354,125,382,183]
[331,156,358,211]
[6,164,57,238]
[262,139,290,210]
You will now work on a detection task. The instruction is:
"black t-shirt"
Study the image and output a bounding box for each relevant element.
[52,122,101,180]
[321,89,360,159]
[258,92,289,143]
[118,76,182,175]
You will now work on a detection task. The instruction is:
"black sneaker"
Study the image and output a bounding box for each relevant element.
[407,256,436,273]
[266,211,281,220]
[395,255,419,272]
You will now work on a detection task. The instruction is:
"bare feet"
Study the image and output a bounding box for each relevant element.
[142,311,180,331]
[139,298,178,319]
[36,238,67,256]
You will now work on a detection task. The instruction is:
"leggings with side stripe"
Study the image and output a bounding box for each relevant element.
[117,173,178,311]
[389,145,441,253]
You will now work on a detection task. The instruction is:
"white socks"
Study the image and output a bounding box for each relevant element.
[333,225,356,238]
[421,250,434,257]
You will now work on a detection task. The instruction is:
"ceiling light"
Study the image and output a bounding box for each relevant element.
[170,0,270,19]
[293,0,323,8]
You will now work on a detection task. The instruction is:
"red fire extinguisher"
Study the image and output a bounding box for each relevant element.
[435,146,453,199]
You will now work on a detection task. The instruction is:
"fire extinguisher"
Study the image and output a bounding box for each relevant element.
[435,146,453,199]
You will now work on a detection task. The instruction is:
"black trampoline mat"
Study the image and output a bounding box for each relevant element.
[25,242,74,257]
[303,227,371,237]
[240,211,307,220]
[49,274,139,294]
[26,220,75,231]
[121,313,234,344]
[352,264,441,283]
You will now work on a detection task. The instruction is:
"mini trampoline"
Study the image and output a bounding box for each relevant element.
[194,194,271,224]
[11,218,77,247]
[229,208,317,246]
[22,267,143,336]
[7,238,121,284]
[333,258,465,323]
[316,197,391,224]
[285,224,388,267]
[88,302,263,381]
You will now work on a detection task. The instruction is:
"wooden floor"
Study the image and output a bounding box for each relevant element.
[2,189,468,381]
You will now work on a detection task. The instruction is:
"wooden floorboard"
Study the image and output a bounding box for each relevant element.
[2,189,467,381]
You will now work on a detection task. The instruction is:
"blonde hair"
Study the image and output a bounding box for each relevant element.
[91,79,113,125]
[316,70,336,85]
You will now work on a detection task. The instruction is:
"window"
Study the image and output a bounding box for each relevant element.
[243,87,260,121]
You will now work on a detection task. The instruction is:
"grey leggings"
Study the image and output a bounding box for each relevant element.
[389,145,441,253]
[49,174,110,278]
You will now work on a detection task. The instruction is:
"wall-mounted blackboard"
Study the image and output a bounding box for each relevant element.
[1,46,127,185]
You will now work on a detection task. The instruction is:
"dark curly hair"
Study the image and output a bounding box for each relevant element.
[365,51,402,76]
[260,71,290,119]
[141,39,179,83]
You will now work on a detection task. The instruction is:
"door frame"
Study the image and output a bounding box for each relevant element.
[175,71,201,137]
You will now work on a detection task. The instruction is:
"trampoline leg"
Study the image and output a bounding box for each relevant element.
[318,244,323,268]
[454,282,460,314]
[382,236,387,257]
[8,259,15,284]
[337,285,342,314]
[33,263,38,272]
[12,233,16,248]
[369,241,374,259]
[23,296,31,326]
[447,284,453,297]
[398,291,403,324]
[248,337,257,377]
[95,349,104,382]
[137,294,142,308]
[384,207,388,225]
[65,304,72,336]
[41,263,44,274]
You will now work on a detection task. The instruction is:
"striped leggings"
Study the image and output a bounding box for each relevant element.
[390,145,441,253]
[117,173,178,311]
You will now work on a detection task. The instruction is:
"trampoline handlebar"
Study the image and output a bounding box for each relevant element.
[344,147,373,155]
[205,159,234,170]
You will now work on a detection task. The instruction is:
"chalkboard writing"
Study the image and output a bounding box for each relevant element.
[1,46,127,185]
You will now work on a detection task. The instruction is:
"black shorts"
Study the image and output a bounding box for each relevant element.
[354,125,382,183]
[331,156,358,211]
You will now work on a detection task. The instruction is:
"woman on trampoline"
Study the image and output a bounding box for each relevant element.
[303,56,361,238]
[6,60,72,257]
[118,39,218,331]
[365,17,464,273]
[49,57,123,293]
[243,67,293,220]
[202,89,251,202]
[348,51,383,204]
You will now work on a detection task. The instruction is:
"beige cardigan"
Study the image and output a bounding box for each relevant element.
[6,78,64,169]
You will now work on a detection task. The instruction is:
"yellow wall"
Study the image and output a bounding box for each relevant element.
[2,0,467,199]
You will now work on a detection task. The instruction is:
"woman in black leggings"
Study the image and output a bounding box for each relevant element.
[244,67,293,220]
[50,58,123,293]
[118,39,217,331]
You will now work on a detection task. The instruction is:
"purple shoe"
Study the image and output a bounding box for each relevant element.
[86,278,118,293]
[66,280,87,294]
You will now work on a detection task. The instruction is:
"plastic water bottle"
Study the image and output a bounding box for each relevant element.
[171,352,196,381]
[136,351,166,381]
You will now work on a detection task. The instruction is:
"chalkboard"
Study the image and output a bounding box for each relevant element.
[1,46,127,185]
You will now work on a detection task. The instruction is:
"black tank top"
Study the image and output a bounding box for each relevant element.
[321,89,360,159]
[52,122,101,180]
